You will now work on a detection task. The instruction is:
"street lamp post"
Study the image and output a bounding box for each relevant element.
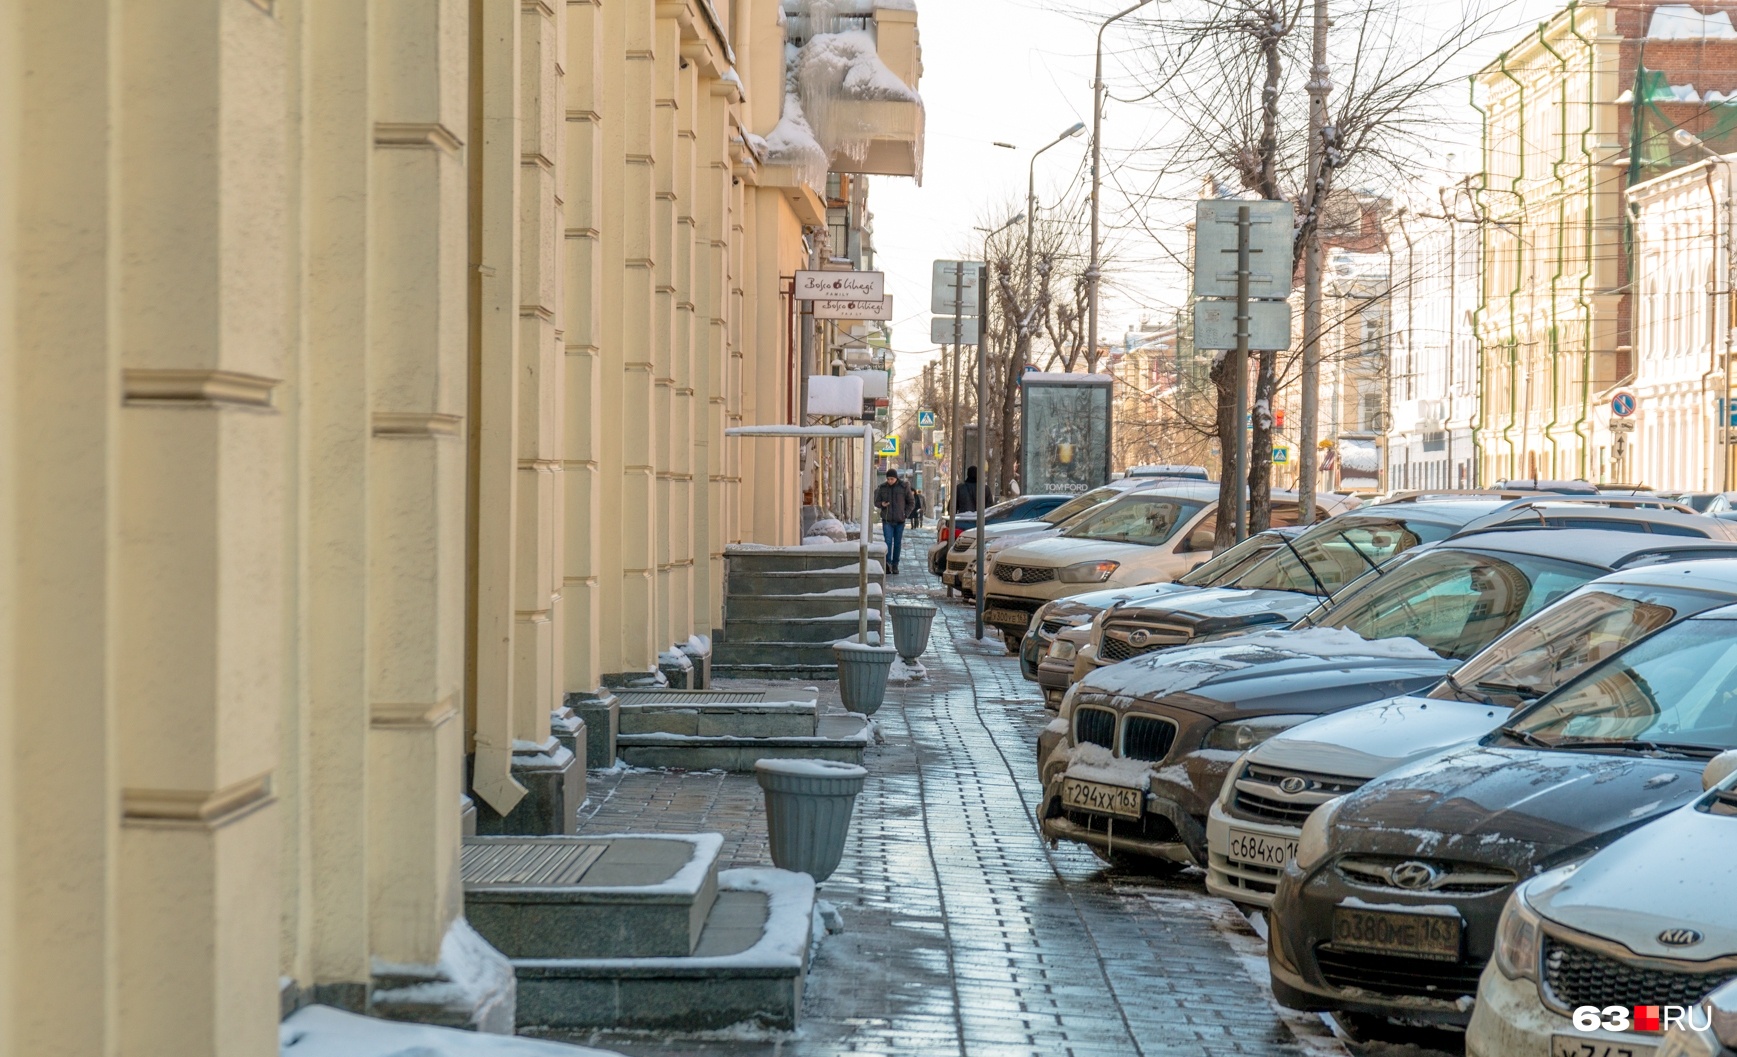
[1087,0,1155,377]
[1026,123,1087,296]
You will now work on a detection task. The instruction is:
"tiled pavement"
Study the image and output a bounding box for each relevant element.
[559,547,1365,1057]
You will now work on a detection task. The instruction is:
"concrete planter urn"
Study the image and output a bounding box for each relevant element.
[754,758,868,883]
[832,640,896,715]
[886,599,937,663]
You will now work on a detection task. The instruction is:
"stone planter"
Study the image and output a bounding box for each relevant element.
[832,641,896,715]
[754,758,868,883]
[886,599,937,663]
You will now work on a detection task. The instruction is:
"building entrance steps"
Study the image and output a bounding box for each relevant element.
[615,688,820,740]
[723,588,885,621]
[616,711,870,770]
[463,834,723,960]
[514,868,815,1033]
[726,564,884,597]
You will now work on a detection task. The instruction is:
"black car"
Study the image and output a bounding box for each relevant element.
[1268,601,1737,1026]
[1039,530,1737,870]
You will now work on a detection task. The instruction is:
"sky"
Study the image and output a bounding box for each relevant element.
[869,0,1571,387]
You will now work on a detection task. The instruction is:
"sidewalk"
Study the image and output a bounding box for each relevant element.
[553,555,1350,1057]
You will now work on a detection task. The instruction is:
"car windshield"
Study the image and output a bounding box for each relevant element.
[1505,617,1737,756]
[1042,487,1118,526]
[1177,532,1283,588]
[981,498,1025,519]
[1312,548,1601,660]
[1233,517,1449,597]
[1061,496,1205,546]
[1433,584,1710,708]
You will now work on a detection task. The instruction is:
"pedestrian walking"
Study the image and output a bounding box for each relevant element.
[953,465,993,515]
[874,469,916,574]
[909,490,925,528]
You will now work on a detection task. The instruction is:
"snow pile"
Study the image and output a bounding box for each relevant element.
[1064,742,1155,789]
[808,517,849,541]
[1078,627,1438,699]
[793,30,925,181]
[1648,4,1737,40]
[1337,438,1380,474]
[281,1005,624,1057]
[368,920,514,1029]
[762,90,830,190]
[1261,626,1439,661]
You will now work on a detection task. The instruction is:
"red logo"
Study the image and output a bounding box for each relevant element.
[1634,1006,1661,1033]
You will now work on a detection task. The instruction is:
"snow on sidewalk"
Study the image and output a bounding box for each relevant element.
[281,1005,626,1057]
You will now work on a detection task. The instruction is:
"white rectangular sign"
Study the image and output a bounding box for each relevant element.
[813,296,893,321]
[1192,199,1295,300]
[1193,299,1292,351]
[931,316,980,345]
[795,269,884,301]
[931,259,987,315]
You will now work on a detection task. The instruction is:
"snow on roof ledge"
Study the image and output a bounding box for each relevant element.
[281,1005,626,1057]
[1649,5,1737,39]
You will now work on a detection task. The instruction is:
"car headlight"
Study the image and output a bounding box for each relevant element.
[1058,560,1119,584]
[1058,683,1081,721]
[1204,714,1315,751]
[1660,980,1737,1057]
[1492,887,1544,983]
[1218,752,1253,809]
[1048,638,1078,663]
[1028,605,1051,634]
[1293,796,1346,872]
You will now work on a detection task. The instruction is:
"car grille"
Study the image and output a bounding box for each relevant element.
[1336,856,1516,895]
[1315,947,1486,1000]
[1542,935,1736,1013]
[1122,716,1177,762]
[1229,764,1366,826]
[951,535,975,552]
[1039,619,1069,637]
[1097,619,1193,664]
[1059,807,1178,844]
[1208,851,1281,898]
[995,563,1055,585]
[1074,707,1117,750]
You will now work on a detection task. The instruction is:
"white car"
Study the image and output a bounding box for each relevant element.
[1205,558,1737,907]
[943,479,1168,592]
[1467,756,1737,1057]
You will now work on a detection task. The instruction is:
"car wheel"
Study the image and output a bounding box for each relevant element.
[1088,847,1188,875]
[1003,633,1023,654]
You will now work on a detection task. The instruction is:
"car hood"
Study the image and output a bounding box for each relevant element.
[996,535,1153,567]
[1530,800,1737,958]
[1116,587,1317,635]
[981,519,1055,541]
[1076,627,1457,719]
[1334,746,1709,868]
[1250,695,1508,781]
[1049,582,1196,619]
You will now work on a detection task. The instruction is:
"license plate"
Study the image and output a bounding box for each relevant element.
[1550,1036,1657,1057]
[1225,826,1298,869]
[1332,906,1462,962]
[1061,778,1144,820]
[984,608,1028,626]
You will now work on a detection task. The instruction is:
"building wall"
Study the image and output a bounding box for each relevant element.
[1387,206,1481,490]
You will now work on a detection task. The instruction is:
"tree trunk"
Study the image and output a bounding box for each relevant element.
[1248,350,1276,531]
[1211,353,1238,551]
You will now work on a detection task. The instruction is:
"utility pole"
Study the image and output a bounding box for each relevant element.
[1298,0,1330,523]
[1088,1,1153,383]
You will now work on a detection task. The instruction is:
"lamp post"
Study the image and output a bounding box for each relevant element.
[1675,128,1734,490]
[1026,122,1087,293]
[1087,0,1156,376]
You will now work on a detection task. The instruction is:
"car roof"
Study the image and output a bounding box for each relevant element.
[1115,480,1223,499]
[1325,499,1508,528]
[1451,503,1734,539]
[1589,557,1737,592]
[1438,529,1737,569]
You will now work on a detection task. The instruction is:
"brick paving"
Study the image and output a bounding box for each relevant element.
[561,548,1362,1057]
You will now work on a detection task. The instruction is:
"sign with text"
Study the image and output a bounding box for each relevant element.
[1193,299,1292,351]
[1192,200,1295,300]
[931,259,987,315]
[930,316,980,345]
[813,295,893,320]
[795,269,884,301]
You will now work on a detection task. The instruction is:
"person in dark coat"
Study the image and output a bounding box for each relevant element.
[874,469,916,573]
[954,465,993,515]
[908,489,925,528]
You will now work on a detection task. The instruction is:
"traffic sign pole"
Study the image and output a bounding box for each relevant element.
[974,261,988,641]
[1233,205,1251,543]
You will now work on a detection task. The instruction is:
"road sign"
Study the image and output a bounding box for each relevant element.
[931,259,987,315]
[933,439,944,458]
[931,316,981,344]
[917,410,937,429]
[877,435,899,457]
[1611,390,1637,418]
[795,269,884,301]
[1193,200,1295,300]
[1192,299,1292,351]
[813,296,893,321]
[1272,446,1291,464]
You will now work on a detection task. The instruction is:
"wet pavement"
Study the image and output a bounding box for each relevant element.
[559,541,1458,1057]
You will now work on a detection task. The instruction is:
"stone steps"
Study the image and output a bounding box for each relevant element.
[618,697,818,739]
[616,711,871,770]
[712,636,879,671]
[721,613,881,645]
[726,565,883,597]
[724,589,883,621]
[723,543,886,575]
[512,868,815,1032]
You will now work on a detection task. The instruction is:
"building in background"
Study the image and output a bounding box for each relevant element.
[0,0,921,1052]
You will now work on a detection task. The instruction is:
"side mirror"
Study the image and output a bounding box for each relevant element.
[1703,749,1737,791]
[1186,528,1215,552]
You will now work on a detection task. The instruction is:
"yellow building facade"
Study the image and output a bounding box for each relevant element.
[0,1,921,1054]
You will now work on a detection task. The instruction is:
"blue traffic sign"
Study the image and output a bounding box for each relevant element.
[917,410,937,429]
[1611,391,1636,418]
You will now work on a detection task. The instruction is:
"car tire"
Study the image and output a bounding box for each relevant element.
[1088,847,1188,875]
[1002,633,1023,654]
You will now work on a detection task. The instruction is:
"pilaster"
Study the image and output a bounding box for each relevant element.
[619,2,660,678]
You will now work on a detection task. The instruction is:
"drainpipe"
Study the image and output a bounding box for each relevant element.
[1397,209,1418,480]
[1700,162,1722,492]
[1498,51,1526,478]
[1540,22,1569,478]
[1470,76,1491,484]
[1564,2,1598,480]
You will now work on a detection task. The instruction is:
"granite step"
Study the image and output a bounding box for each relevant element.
[726,565,885,598]
[512,868,815,1032]
[721,613,881,645]
[616,691,819,739]
[462,834,722,960]
[724,543,886,575]
[711,636,878,670]
[724,589,884,621]
[616,711,871,770]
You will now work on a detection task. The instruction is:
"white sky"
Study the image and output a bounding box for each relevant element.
[870,0,1571,386]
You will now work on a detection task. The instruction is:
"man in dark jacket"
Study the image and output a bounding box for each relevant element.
[954,465,993,515]
[874,469,915,573]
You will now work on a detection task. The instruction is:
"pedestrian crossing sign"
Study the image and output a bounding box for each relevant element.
[918,410,937,429]
[877,436,900,458]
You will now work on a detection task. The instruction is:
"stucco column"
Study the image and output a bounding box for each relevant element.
[113,4,286,1054]
[671,56,702,658]
[651,16,681,679]
[363,0,469,969]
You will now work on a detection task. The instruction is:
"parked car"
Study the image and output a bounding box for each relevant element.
[1019,528,1300,702]
[1451,498,1737,539]
[1466,759,1737,1057]
[1267,603,1737,1026]
[1037,530,1737,871]
[1675,490,1724,512]
[1207,557,1737,907]
[982,484,1354,646]
[1074,498,1519,681]
[931,481,1146,580]
[1125,464,1211,480]
[1660,976,1737,1056]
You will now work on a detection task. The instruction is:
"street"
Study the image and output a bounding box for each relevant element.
[550,537,1459,1057]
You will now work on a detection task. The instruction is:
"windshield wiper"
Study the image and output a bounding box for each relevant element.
[1440,672,1491,704]
[1339,532,1384,574]
[1280,537,1330,596]
[1498,725,1555,748]
[1476,680,1543,699]
[1546,738,1714,759]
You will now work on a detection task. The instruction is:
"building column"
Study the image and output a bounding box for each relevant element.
[650,15,684,686]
